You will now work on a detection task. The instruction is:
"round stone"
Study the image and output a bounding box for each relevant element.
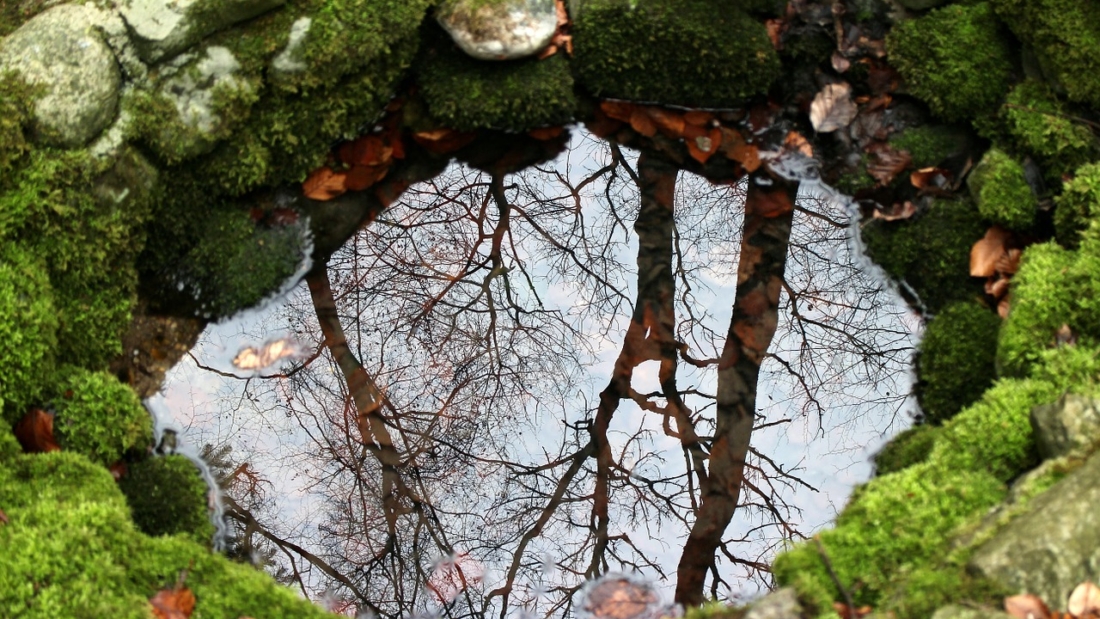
[437,0,558,61]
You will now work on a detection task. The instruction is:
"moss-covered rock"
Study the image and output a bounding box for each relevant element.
[885,3,1013,122]
[967,148,1037,231]
[890,125,967,169]
[572,0,781,107]
[873,423,940,476]
[1054,162,1100,249]
[0,71,35,176]
[991,0,1100,108]
[917,302,1001,425]
[119,455,216,545]
[0,245,57,419]
[994,81,1100,179]
[861,197,986,313]
[48,366,153,466]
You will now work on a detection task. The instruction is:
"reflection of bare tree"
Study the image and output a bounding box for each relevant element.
[195,132,912,616]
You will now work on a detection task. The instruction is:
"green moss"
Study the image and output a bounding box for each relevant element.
[967,148,1037,230]
[0,450,333,618]
[885,3,1013,121]
[890,125,966,169]
[0,245,57,420]
[572,0,781,107]
[0,71,35,176]
[996,241,1100,377]
[995,81,1100,177]
[873,424,940,476]
[991,0,1100,108]
[47,366,153,466]
[683,601,748,619]
[917,302,1001,424]
[119,455,216,545]
[417,33,577,131]
[861,197,987,313]
[1054,162,1100,248]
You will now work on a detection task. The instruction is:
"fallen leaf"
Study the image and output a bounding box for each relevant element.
[872,201,917,222]
[600,100,636,123]
[109,461,128,481]
[970,226,1012,278]
[646,108,685,138]
[718,127,761,172]
[337,135,392,167]
[685,126,722,164]
[996,248,1022,276]
[0,508,8,525]
[765,18,787,50]
[910,167,953,195]
[784,131,813,158]
[831,50,851,73]
[344,164,389,191]
[629,108,657,137]
[998,296,1011,319]
[1005,594,1051,619]
[986,275,1010,300]
[1069,582,1100,617]
[683,110,714,127]
[866,61,900,94]
[528,126,564,140]
[832,603,874,619]
[150,588,196,619]
[14,408,60,454]
[412,129,477,155]
[302,166,348,201]
[865,143,912,186]
[810,83,858,133]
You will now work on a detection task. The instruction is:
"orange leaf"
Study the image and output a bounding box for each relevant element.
[832,603,873,619]
[1005,594,1051,619]
[412,129,477,155]
[683,110,714,127]
[600,100,636,122]
[528,126,564,141]
[109,461,128,481]
[1069,582,1100,617]
[910,167,952,195]
[337,135,391,167]
[629,108,657,137]
[997,248,1022,276]
[765,18,786,50]
[784,131,813,158]
[646,108,685,138]
[586,109,625,138]
[302,166,348,201]
[150,588,196,619]
[970,226,1012,278]
[390,136,406,160]
[865,143,912,186]
[998,296,1011,319]
[345,164,389,191]
[986,276,1010,300]
[14,408,60,454]
[686,126,722,164]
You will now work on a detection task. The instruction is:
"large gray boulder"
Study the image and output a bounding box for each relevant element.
[120,0,284,63]
[437,0,557,60]
[0,4,121,148]
[1031,394,1100,459]
[968,449,1100,605]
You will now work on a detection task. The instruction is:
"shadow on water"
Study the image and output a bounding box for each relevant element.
[155,127,918,617]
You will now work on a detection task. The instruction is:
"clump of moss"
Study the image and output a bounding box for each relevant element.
[967,148,1037,231]
[1054,162,1100,248]
[48,366,153,466]
[417,35,577,131]
[861,197,987,313]
[873,424,940,476]
[572,0,781,107]
[0,71,35,176]
[917,302,1001,425]
[0,245,57,420]
[890,125,966,169]
[885,3,1013,121]
[991,0,1100,108]
[119,455,216,545]
[996,81,1100,177]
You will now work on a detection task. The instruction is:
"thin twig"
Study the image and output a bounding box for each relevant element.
[814,534,856,613]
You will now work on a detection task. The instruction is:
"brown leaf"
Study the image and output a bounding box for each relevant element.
[344,164,389,191]
[865,143,912,186]
[302,166,348,201]
[996,248,1022,276]
[646,108,685,138]
[109,461,128,481]
[1069,582,1100,617]
[765,18,787,50]
[412,129,477,155]
[784,130,813,158]
[683,110,714,127]
[1005,594,1051,619]
[832,603,873,619]
[337,134,392,167]
[14,408,60,454]
[910,167,953,195]
[150,588,196,619]
[528,126,564,141]
[970,226,1012,278]
[872,201,917,222]
[628,108,657,137]
[831,50,851,73]
[998,296,1011,319]
[685,126,722,164]
[986,276,1011,300]
[810,83,858,133]
[600,100,636,123]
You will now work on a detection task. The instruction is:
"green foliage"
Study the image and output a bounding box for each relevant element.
[991,0,1100,108]
[0,245,57,420]
[119,455,215,545]
[48,366,153,466]
[860,197,987,313]
[890,125,966,169]
[572,0,781,107]
[917,302,1001,424]
[0,448,334,618]
[967,148,1037,230]
[1055,162,1100,248]
[995,81,1100,178]
[0,71,35,176]
[417,35,577,131]
[873,424,940,475]
[885,3,1013,121]
[996,242,1100,377]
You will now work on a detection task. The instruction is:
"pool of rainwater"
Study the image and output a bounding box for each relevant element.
[151,129,919,617]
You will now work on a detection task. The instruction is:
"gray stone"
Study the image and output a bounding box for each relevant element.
[120,0,284,63]
[895,0,950,10]
[437,0,557,61]
[968,450,1100,605]
[0,4,121,148]
[1031,394,1100,459]
[745,588,802,619]
[930,604,1014,619]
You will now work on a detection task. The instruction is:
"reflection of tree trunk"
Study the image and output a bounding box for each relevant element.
[675,173,798,607]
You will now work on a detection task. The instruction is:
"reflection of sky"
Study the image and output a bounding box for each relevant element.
[161,129,919,611]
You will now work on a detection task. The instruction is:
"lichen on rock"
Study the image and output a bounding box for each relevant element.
[436,0,558,60]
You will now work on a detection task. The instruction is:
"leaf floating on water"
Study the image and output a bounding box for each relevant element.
[233,338,302,371]
[14,408,60,454]
[1005,594,1051,619]
[1068,581,1100,617]
[810,82,858,133]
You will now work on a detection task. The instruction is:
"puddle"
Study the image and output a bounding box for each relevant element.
[159,128,918,614]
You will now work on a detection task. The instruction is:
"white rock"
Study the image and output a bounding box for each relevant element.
[437,0,557,61]
[120,0,285,63]
[0,4,121,148]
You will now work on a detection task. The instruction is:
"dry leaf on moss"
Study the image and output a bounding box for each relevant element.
[14,408,60,454]
[1069,581,1100,617]
[1005,594,1051,619]
[810,82,858,133]
[970,226,1012,278]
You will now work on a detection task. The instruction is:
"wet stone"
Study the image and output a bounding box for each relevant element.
[437,0,557,60]
[121,0,285,63]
